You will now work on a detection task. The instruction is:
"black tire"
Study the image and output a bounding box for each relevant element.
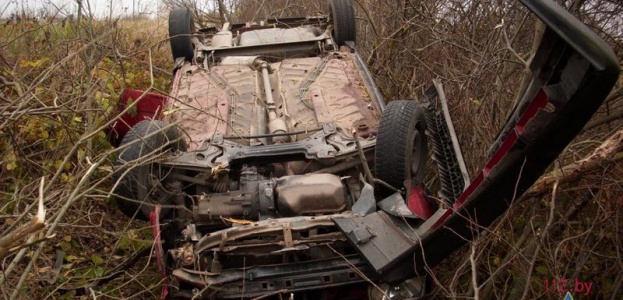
[169,7,195,61]
[329,0,356,46]
[113,120,186,220]
[375,100,428,193]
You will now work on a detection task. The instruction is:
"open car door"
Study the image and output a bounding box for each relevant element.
[336,0,620,283]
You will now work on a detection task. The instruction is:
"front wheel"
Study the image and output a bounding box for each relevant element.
[113,120,186,220]
[375,100,428,194]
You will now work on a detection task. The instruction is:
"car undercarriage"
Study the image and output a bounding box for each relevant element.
[109,0,620,299]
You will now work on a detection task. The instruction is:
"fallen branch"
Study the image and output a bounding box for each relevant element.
[524,129,623,198]
[0,178,47,260]
[11,158,105,300]
[0,75,23,97]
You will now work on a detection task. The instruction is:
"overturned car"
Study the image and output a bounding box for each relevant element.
[110,0,619,299]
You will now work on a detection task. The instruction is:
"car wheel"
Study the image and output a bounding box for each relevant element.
[375,100,428,194]
[329,0,356,46]
[113,120,186,220]
[169,7,196,61]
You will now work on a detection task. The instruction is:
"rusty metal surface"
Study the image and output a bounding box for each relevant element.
[167,64,230,150]
[162,122,377,170]
[167,51,380,152]
[310,54,379,136]
[215,65,260,143]
[167,64,260,150]
[194,213,352,254]
[277,57,322,138]
[277,54,380,141]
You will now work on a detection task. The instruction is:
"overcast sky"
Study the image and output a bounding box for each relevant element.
[2,0,159,18]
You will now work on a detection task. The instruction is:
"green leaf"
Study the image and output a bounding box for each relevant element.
[6,160,18,171]
[91,254,105,265]
[118,230,152,251]
[100,97,110,111]
[126,97,138,117]
[19,57,49,68]
[84,267,105,278]
[4,151,18,171]
[535,265,548,276]
[493,256,501,267]
[58,241,72,252]
[65,255,78,262]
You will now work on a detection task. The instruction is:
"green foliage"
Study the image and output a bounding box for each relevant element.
[118,229,153,251]
[0,16,172,299]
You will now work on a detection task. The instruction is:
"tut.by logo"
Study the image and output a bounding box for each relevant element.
[544,278,593,298]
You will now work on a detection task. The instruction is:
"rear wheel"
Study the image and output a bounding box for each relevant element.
[113,120,186,220]
[169,7,196,61]
[375,100,428,194]
[329,0,356,46]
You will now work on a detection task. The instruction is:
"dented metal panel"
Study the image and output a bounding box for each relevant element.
[167,52,379,152]
[167,65,230,150]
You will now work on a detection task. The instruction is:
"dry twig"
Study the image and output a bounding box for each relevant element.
[0,177,48,260]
